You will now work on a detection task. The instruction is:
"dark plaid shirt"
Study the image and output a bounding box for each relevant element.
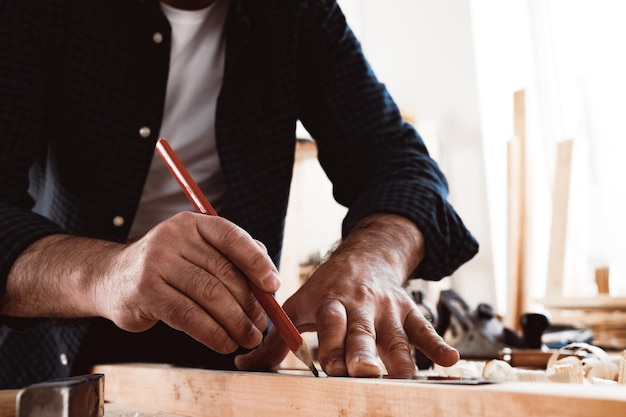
[0,0,478,388]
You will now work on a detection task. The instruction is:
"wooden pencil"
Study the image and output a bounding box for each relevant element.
[155,137,318,377]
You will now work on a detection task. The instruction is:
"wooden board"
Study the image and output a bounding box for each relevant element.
[94,364,626,417]
[539,296,626,311]
[0,386,186,417]
[105,402,187,417]
[506,89,527,330]
[0,389,17,417]
[546,139,573,296]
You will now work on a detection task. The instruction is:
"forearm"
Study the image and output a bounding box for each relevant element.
[332,213,425,284]
[0,213,282,353]
[0,234,120,319]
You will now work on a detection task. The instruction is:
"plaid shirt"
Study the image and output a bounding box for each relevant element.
[0,0,478,388]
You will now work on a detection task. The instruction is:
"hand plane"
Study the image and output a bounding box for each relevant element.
[413,289,594,369]
[413,289,550,368]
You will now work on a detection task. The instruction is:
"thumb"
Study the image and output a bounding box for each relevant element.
[234,325,290,372]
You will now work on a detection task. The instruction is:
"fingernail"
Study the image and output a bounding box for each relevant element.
[223,338,238,353]
[263,272,281,292]
[234,355,246,370]
[353,355,383,376]
[325,357,348,376]
[248,327,263,347]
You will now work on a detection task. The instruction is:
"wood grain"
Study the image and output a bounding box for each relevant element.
[0,389,17,417]
[506,89,527,331]
[546,139,573,297]
[94,364,626,417]
[595,267,610,295]
[104,402,187,417]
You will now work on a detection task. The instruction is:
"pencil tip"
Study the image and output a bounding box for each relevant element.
[295,343,319,377]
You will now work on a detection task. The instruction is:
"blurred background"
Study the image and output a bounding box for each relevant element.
[278,0,626,348]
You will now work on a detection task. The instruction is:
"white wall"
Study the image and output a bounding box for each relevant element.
[471,0,626,307]
[338,0,496,309]
[278,1,497,309]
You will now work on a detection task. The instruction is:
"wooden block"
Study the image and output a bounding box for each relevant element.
[0,389,18,417]
[595,267,610,294]
[94,364,626,417]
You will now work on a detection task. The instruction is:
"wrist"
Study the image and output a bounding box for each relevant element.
[1,234,121,319]
[337,213,425,282]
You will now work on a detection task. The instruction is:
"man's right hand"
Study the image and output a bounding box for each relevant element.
[1,211,280,354]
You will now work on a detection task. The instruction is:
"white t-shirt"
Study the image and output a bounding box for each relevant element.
[129,0,230,239]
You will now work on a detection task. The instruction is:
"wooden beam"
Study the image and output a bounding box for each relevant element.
[94,364,626,417]
[506,89,527,330]
[546,139,573,296]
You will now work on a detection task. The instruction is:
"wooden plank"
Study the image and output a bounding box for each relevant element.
[506,89,527,331]
[546,139,573,297]
[539,295,626,310]
[1,386,186,417]
[105,402,187,417]
[94,364,626,417]
[0,389,17,417]
[595,267,610,294]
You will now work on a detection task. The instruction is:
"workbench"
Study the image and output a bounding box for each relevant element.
[95,363,626,417]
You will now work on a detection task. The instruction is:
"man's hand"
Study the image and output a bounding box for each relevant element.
[1,211,280,354]
[235,213,459,377]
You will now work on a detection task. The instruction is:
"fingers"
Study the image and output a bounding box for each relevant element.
[153,286,243,354]
[162,261,265,350]
[405,309,460,367]
[107,212,279,354]
[375,308,418,378]
[315,297,457,378]
[344,308,382,377]
[234,325,290,372]
[316,300,349,375]
[317,300,381,377]
[167,236,268,332]
[192,214,281,293]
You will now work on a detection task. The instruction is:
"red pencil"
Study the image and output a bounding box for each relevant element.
[155,137,318,376]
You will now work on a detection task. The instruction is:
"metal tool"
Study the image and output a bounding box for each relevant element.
[413,289,596,369]
[413,289,552,368]
[384,375,498,385]
[14,374,104,417]
[434,289,549,358]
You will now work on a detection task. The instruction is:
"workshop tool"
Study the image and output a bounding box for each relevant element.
[433,289,548,359]
[155,137,319,377]
[413,289,591,368]
[0,374,104,417]
[497,346,589,368]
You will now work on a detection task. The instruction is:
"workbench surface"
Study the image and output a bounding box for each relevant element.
[95,363,626,417]
[105,402,186,416]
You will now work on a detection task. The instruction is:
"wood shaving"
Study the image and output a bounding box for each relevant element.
[438,343,626,385]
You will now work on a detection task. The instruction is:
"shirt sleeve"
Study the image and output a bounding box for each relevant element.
[0,1,65,290]
[295,0,479,280]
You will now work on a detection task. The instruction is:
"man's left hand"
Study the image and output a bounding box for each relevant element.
[234,214,459,377]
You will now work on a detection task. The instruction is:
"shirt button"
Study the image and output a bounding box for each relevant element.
[153,32,163,44]
[113,216,125,227]
[139,126,151,138]
[60,353,68,366]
